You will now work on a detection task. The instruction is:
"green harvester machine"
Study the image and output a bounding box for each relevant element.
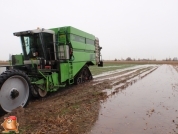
[0,26,103,113]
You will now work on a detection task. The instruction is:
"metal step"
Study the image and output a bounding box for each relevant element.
[68,62,74,84]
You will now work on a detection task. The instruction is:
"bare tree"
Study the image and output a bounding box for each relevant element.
[126,57,132,61]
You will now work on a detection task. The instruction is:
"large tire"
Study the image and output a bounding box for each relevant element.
[31,84,40,98]
[74,76,82,85]
[82,65,93,82]
[74,65,93,85]
[0,69,31,113]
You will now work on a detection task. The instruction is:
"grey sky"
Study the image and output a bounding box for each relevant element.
[0,0,178,60]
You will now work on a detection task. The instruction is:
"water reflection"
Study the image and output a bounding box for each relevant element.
[90,65,178,134]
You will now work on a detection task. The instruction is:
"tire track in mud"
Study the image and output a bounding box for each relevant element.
[92,66,158,97]
[111,67,157,88]
[173,65,178,73]
[92,66,158,84]
[104,67,158,96]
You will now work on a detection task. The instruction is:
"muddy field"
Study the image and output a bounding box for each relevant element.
[89,65,178,134]
[0,63,178,133]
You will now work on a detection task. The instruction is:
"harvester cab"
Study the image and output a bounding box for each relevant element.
[13,28,56,69]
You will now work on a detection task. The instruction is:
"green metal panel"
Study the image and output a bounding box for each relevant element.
[50,26,96,63]
[59,34,66,43]
[67,26,95,40]
[50,26,98,81]
[71,41,86,50]
[73,51,95,61]
[70,40,95,51]
[51,72,59,86]
[91,60,96,65]
[60,62,87,83]
[60,63,69,82]
[50,26,95,40]
[85,44,95,51]
[73,62,86,76]
[12,54,24,65]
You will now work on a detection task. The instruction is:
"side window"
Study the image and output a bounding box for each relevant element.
[78,36,85,43]
[24,37,30,55]
[70,34,75,40]
[70,34,85,43]
[42,33,54,60]
[86,39,94,45]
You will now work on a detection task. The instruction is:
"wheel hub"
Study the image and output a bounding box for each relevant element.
[10,89,19,99]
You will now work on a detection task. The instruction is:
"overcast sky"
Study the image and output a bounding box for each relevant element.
[0,0,178,60]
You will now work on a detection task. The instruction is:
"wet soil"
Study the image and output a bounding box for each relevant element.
[1,64,176,134]
[89,65,178,134]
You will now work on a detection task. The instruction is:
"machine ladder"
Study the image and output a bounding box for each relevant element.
[68,61,74,84]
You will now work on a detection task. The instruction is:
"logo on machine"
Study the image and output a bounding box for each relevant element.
[1,116,19,133]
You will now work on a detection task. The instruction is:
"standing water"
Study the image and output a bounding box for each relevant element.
[90,65,178,134]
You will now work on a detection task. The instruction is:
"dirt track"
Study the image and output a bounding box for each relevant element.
[0,64,178,133]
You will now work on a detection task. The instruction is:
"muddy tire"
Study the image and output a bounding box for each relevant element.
[31,85,40,98]
[75,76,82,85]
[81,66,93,82]
[38,89,48,97]
[0,69,31,113]
[74,65,93,85]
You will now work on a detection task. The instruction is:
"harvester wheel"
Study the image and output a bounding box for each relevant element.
[38,84,48,98]
[74,65,92,85]
[81,68,88,82]
[81,66,93,82]
[31,85,40,98]
[89,75,93,80]
[38,88,47,97]
[75,77,82,85]
[0,69,31,113]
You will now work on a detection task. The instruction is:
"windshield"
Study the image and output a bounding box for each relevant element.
[20,33,54,60]
[21,33,43,60]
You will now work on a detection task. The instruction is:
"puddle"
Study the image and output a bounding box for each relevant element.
[92,68,144,85]
[101,65,124,68]
[94,66,156,82]
[93,69,136,82]
[90,65,178,134]
[103,67,157,96]
[93,64,159,79]
[93,66,157,86]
